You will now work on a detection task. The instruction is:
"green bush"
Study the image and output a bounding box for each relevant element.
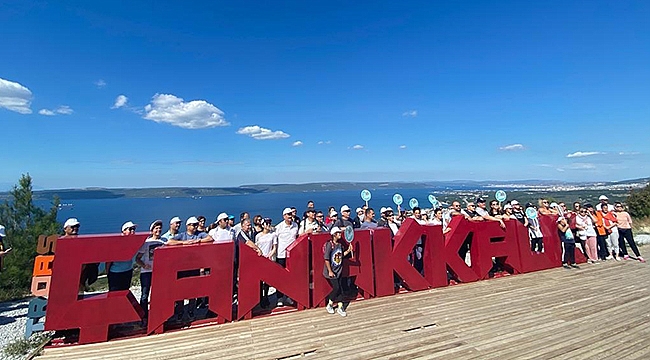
[627,183,650,218]
[0,174,60,302]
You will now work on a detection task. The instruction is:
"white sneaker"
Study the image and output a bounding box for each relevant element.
[606,255,613,260]
[277,300,283,307]
[325,304,335,314]
[336,307,347,317]
[614,256,621,261]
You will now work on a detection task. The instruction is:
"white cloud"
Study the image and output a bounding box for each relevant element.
[399,145,407,149]
[0,77,32,114]
[563,163,597,170]
[317,140,331,145]
[351,144,364,150]
[618,151,640,156]
[144,94,229,129]
[402,110,418,117]
[292,141,303,147]
[112,95,128,109]
[38,106,73,116]
[566,151,604,158]
[95,79,106,88]
[237,125,290,140]
[499,144,525,151]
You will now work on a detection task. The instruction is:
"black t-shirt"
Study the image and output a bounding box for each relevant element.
[513,211,526,225]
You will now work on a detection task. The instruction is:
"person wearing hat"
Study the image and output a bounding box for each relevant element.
[167,216,212,245]
[596,195,614,211]
[63,217,81,237]
[333,205,356,229]
[0,225,11,272]
[162,216,182,242]
[209,213,235,243]
[354,207,365,228]
[106,221,138,291]
[377,207,400,236]
[136,220,166,320]
[274,207,299,306]
[323,226,354,317]
[510,201,528,227]
[255,218,278,308]
[475,198,506,229]
[166,216,212,320]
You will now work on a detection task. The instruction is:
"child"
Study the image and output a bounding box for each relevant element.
[323,226,354,317]
[557,217,579,269]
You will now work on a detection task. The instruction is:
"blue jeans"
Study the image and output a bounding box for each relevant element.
[140,271,152,318]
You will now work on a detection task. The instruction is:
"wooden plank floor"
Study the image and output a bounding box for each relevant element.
[39,250,650,360]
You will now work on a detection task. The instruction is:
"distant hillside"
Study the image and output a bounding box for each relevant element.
[0,177,647,201]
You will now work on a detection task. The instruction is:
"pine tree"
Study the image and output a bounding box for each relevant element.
[0,174,60,301]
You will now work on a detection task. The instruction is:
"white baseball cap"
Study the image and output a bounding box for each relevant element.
[356,207,363,213]
[330,210,338,216]
[150,220,163,231]
[383,207,393,213]
[0,225,6,237]
[510,200,520,205]
[64,218,80,228]
[122,221,137,232]
[186,216,199,225]
[340,205,351,212]
[170,216,182,224]
[330,226,343,235]
[380,207,387,214]
[282,207,293,215]
[599,195,608,201]
[217,212,229,222]
[503,204,512,210]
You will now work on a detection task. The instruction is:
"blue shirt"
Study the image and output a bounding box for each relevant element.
[172,231,208,241]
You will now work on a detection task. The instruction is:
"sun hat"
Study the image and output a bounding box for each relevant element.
[216,213,229,222]
[150,220,163,231]
[330,226,343,235]
[122,221,137,232]
[170,216,182,224]
[64,218,80,228]
[186,216,199,225]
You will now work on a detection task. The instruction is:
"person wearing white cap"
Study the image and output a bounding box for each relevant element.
[355,207,365,227]
[274,207,299,306]
[323,226,354,317]
[377,207,400,236]
[0,225,11,272]
[106,221,138,291]
[63,218,80,236]
[596,195,614,211]
[166,216,212,245]
[333,205,355,229]
[136,220,165,321]
[208,213,234,243]
[162,216,182,242]
[166,216,213,320]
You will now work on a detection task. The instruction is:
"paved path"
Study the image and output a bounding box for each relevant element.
[39,254,650,359]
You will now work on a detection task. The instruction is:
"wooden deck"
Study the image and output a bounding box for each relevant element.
[39,251,650,360]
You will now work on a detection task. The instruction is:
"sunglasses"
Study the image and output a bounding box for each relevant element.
[127,227,136,231]
[71,225,80,229]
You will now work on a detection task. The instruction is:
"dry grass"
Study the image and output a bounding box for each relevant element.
[632,217,650,234]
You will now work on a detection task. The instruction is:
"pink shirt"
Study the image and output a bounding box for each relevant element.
[615,211,632,229]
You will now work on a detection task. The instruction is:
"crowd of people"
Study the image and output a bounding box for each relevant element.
[43,193,644,323]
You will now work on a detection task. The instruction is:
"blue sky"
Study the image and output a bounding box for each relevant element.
[1,1,649,189]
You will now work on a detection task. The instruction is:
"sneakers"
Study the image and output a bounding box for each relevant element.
[325,303,335,314]
[639,256,646,263]
[570,264,580,269]
[277,300,284,307]
[614,256,621,261]
[336,307,347,317]
[624,255,630,260]
[284,298,295,306]
[562,264,571,269]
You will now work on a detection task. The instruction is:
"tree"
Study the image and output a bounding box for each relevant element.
[0,174,59,301]
[627,183,650,218]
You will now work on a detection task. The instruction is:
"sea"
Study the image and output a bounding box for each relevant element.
[44,187,491,234]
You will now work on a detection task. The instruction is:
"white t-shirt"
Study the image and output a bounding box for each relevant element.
[476,207,489,217]
[137,237,165,273]
[275,221,298,259]
[255,232,278,257]
[209,226,234,243]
